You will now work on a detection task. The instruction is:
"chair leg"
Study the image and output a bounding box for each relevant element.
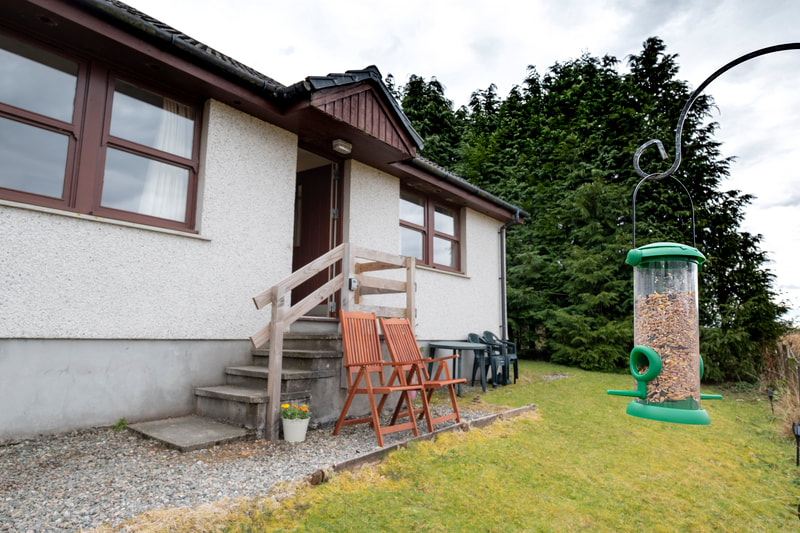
[489,358,499,388]
[333,387,358,436]
[333,368,366,436]
[472,353,488,392]
[446,383,461,423]
[418,387,434,432]
[363,379,385,447]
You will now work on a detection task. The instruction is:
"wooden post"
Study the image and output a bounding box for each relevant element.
[266,286,285,441]
[406,256,416,334]
[340,242,354,312]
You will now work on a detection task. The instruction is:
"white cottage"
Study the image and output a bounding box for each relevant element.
[0,0,527,442]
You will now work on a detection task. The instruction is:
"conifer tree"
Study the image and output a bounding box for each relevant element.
[396,38,787,379]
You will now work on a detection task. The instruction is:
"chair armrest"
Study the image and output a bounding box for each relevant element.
[343,360,414,368]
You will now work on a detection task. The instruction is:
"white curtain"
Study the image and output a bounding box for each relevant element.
[138,98,192,221]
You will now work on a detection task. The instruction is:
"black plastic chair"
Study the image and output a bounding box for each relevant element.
[483,331,518,384]
[468,333,504,391]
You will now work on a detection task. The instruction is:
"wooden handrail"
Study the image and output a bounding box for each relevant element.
[250,242,416,440]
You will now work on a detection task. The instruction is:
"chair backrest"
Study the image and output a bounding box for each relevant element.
[467,333,483,344]
[340,310,384,381]
[378,317,422,369]
[483,330,500,343]
[483,330,515,356]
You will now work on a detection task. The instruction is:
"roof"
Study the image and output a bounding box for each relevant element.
[76,0,287,96]
[69,0,524,222]
[300,66,424,149]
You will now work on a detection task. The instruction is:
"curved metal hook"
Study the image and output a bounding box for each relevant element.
[632,174,696,249]
[633,42,800,180]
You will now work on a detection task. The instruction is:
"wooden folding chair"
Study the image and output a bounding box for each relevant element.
[334,310,425,447]
[379,317,466,428]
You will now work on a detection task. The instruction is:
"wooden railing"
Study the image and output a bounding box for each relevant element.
[250,242,416,440]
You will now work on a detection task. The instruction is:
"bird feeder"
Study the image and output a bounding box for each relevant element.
[604,43,800,424]
[607,170,722,423]
[608,242,721,424]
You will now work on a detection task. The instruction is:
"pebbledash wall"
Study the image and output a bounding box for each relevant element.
[0,100,298,439]
[344,161,503,344]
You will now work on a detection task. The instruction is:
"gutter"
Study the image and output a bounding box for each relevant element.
[409,158,530,222]
[499,209,521,341]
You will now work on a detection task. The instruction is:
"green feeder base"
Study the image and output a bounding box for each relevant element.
[626,400,710,425]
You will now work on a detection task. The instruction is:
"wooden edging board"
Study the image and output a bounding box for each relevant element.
[307,404,537,486]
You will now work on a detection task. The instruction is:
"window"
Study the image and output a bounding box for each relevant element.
[0,31,200,231]
[399,189,461,271]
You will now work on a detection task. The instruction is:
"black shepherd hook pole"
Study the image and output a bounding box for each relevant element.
[631,43,800,248]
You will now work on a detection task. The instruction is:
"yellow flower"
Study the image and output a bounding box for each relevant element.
[281,404,289,409]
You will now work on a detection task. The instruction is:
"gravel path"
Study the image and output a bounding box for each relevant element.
[0,403,494,532]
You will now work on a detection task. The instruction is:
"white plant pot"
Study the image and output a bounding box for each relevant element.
[282,417,310,442]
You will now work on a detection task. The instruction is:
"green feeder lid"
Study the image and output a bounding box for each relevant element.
[626,242,706,267]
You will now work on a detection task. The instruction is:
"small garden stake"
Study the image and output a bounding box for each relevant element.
[793,423,800,467]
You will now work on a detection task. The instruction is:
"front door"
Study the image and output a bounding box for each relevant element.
[292,163,341,314]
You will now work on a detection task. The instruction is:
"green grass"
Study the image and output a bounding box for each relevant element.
[226,361,799,532]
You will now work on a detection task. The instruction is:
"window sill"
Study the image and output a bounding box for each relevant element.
[416,264,470,279]
[0,199,211,241]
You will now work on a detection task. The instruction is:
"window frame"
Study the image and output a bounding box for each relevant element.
[399,188,462,273]
[0,29,202,232]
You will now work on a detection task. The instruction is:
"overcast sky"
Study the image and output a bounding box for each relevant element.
[127,0,800,323]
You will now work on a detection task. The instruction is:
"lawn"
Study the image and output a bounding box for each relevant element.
[225,361,799,531]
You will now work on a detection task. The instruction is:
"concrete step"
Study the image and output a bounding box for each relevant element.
[254,333,341,352]
[224,365,336,390]
[251,349,340,371]
[195,384,268,403]
[128,415,250,452]
[289,317,340,335]
[194,384,310,437]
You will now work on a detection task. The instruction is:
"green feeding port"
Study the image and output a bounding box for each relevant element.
[607,242,721,425]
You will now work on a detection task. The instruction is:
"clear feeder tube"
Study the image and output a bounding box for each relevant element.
[633,260,701,408]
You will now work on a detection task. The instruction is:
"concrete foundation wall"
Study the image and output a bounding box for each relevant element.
[0,338,252,440]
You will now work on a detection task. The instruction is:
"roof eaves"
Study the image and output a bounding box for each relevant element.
[73,0,287,98]
[409,157,530,220]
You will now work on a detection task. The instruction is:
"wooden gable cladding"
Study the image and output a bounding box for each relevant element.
[310,84,416,157]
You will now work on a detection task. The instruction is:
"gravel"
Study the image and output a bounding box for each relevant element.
[0,403,493,532]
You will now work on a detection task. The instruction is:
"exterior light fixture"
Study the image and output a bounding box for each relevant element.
[332,139,352,155]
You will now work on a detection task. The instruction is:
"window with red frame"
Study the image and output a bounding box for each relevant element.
[0,30,201,231]
[399,189,461,271]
